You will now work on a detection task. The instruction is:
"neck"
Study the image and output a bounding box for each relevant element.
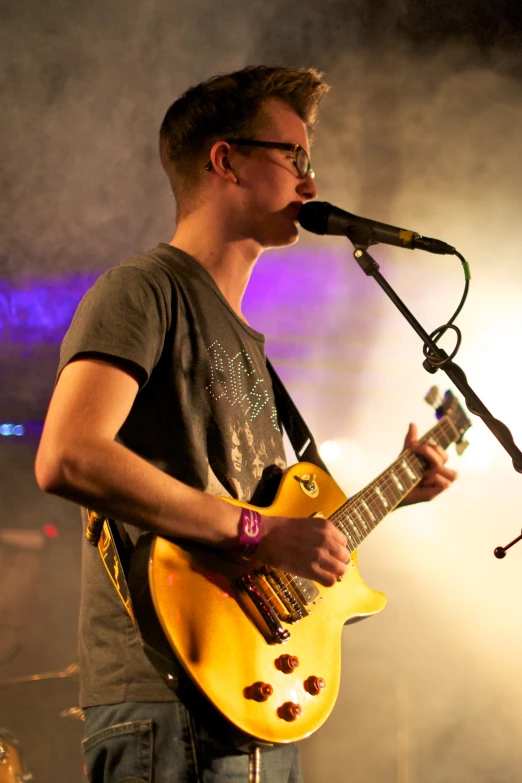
[170,210,262,320]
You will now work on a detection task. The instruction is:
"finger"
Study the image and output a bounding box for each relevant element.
[422,465,458,484]
[413,475,454,500]
[403,422,418,449]
[330,524,348,549]
[414,441,449,468]
[311,551,347,587]
[313,570,337,588]
[328,539,350,564]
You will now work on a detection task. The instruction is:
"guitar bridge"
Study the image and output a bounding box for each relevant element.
[236,566,319,644]
[237,572,291,643]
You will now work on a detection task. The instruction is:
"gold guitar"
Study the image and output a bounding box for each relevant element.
[123,391,471,746]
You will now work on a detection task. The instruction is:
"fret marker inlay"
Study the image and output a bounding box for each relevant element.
[391,471,404,492]
[374,486,389,509]
[361,500,376,522]
[346,518,361,539]
[402,459,417,481]
[354,509,369,532]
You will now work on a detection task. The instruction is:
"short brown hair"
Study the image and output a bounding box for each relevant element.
[159,65,329,216]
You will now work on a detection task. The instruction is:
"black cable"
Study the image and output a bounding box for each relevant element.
[423,250,470,369]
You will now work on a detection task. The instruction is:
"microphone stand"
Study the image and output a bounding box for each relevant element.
[347,232,522,557]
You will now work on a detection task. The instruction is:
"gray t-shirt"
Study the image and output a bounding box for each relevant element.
[58,244,286,706]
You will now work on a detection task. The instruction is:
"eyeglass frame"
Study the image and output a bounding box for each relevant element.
[204,138,315,179]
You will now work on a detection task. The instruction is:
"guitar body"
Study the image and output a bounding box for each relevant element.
[140,463,386,745]
[104,391,469,747]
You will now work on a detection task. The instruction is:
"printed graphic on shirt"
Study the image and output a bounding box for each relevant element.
[205,341,285,503]
[205,341,279,429]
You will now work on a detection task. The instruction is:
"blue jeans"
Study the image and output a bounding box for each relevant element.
[82,702,303,783]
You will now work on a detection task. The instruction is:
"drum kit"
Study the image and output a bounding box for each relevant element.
[0,528,83,782]
[0,729,31,783]
[0,664,82,783]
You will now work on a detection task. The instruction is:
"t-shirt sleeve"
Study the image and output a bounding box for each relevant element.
[57,264,172,386]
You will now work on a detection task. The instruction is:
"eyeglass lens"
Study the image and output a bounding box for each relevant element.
[297,147,313,178]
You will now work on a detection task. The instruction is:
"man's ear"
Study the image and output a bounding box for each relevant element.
[208,141,238,183]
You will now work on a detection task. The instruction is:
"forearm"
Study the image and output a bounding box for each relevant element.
[35,435,351,587]
[35,436,240,546]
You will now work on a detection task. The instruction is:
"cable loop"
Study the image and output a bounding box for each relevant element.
[423,323,462,367]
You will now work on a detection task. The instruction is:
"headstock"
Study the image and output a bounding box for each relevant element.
[425,386,472,454]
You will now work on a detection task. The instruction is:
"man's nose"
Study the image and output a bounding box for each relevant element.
[298,171,318,201]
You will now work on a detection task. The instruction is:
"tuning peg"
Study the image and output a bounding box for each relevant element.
[424,386,440,407]
[456,439,469,456]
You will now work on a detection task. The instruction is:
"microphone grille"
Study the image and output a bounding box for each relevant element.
[297,201,333,235]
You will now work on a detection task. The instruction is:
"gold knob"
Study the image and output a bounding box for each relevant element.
[245,682,273,702]
[305,676,326,695]
[279,702,302,721]
[275,654,299,673]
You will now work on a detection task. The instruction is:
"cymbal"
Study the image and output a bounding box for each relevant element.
[59,706,84,721]
[0,662,79,686]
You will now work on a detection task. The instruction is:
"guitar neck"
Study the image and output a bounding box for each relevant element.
[331,414,460,552]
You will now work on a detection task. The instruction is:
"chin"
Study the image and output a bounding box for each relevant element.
[263,224,300,250]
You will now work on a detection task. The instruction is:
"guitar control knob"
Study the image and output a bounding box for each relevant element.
[245,682,273,702]
[278,702,302,722]
[275,654,299,673]
[305,676,326,695]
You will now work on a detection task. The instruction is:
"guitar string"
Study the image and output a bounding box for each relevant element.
[333,447,429,543]
[276,417,458,599]
[332,416,458,546]
[257,415,462,614]
[334,447,432,547]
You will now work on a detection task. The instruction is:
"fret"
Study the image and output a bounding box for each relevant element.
[434,423,451,449]
[363,495,385,523]
[394,461,414,493]
[407,452,424,477]
[423,417,456,451]
[390,470,405,494]
[333,515,353,546]
[346,509,367,540]
[440,418,458,447]
[358,498,378,527]
[336,518,360,550]
[373,485,390,511]
[329,401,468,552]
[340,511,364,545]
[352,507,372,534]
[379,474,402,506]
[399,457,417,483]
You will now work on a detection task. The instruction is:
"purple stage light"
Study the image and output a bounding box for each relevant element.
[0,273,101,344]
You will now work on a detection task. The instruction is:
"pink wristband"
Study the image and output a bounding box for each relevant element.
[237,507,263,558]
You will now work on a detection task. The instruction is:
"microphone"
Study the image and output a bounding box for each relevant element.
[298,201,455,255]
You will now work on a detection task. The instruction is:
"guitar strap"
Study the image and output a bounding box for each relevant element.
[266,357,330,475]
[86,511,135,622]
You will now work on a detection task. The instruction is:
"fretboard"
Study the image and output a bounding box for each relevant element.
[330,414,459,552]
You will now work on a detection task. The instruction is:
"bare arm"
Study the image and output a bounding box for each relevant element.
[35,358,348,586]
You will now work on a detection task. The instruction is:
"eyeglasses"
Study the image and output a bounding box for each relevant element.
[204,139,315,179]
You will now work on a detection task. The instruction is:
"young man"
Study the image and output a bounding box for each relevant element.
[35,66,457,782]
